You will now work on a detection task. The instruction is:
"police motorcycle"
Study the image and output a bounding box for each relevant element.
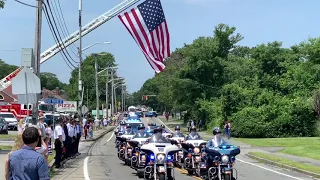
[116,124,135,165]
[169,126,185,167]
[204,127,240,180]
[140,128,179,180]
[127,125,151,171]
[114,121,127,147]
[181,126,207,176]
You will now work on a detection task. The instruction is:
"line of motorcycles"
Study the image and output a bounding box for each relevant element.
[114,129,240,180]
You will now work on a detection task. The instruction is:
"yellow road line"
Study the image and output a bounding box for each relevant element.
[175,167,203,180]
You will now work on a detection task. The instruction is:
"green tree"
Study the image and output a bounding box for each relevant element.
[66,52,117,109]
[0,0,5,9]
[40,72,66,90]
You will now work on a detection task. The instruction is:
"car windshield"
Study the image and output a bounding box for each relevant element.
[39,104,54,112]
[0,114,14,118]
[0,119,6,125]
[148,134,171,143]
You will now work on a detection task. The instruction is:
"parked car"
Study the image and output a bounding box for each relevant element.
[0,112,18,130]
[145,111,158,117]
[0,118,8,134]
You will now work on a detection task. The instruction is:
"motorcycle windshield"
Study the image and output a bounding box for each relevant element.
[185,133,202,140]
[124,131,135,135]
[211,136,226,147]
[172,132,185,138]
[149,134,171,143]
[134,132,150,138]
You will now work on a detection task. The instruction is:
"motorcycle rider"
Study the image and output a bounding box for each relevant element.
[134,124,150,138]
[172,126,184,137]
[206,127,226,147]
[185,125,201,140]
[148,127,169,143]
[159,124,168,133]
[124,124,135,135]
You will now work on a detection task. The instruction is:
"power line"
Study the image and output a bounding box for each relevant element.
[44,0,78,64]
[50,0,79,56]
[14,0,37,8]
[42,2,75,70]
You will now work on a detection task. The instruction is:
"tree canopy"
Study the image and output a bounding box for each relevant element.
[66,52,121,109]
[0,0,4,9]
[133,23,320,138]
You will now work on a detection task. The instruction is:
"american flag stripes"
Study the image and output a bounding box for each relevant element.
[118,0,170,73]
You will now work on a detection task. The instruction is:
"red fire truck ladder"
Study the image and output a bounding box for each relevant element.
[0,0,142,91]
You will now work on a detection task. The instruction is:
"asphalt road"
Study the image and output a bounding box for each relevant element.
[52,117,319,180]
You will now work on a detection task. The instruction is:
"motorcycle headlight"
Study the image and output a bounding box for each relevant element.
[194,147,200,153]
[157,153,165,161]
[221,155,229,163]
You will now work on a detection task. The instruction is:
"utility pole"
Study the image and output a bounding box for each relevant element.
[105,68,109,118]
[114,86,117,113]
[32,0,43,124]
[121,84,124,112]
[111,69,114,116]
[78,0,83,118]
[95,58,99,119]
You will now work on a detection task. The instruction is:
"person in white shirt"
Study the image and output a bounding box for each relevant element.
[94,118,100,131]
[54,118,64,168]
[67,120,75,159]
[103,118,108,127]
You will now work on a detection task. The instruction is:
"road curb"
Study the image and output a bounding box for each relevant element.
[246,153,320,178]
[48,126,115,172]
[0,150,10,154]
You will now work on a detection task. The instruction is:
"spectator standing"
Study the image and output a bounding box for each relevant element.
[54,118,64,168]
[74,119,81,156]
[5,132,24,180]
[7,127,49,180]
[17,119,24,132]
[67,120,75,159]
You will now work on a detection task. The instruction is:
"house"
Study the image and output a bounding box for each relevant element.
[41,87,66,100]
[0,85,18,105]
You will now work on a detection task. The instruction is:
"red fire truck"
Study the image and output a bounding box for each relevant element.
[0,103,54,119]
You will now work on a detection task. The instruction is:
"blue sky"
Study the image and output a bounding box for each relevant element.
[0,0,319,92]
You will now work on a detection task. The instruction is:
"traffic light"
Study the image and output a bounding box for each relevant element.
[142,95,148,100]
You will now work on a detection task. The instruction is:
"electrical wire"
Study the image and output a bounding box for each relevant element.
[50,0,79,56]
[14,0,37,8]
[42,2,75,70]
[44,0,78,64]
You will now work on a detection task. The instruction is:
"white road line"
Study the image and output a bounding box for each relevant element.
[155,117,304,180]
[83,130,114,180]
[237,159,304,180]
[84,156,90,180]
[106,132,114,142]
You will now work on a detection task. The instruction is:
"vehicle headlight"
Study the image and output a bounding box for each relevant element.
[157,153,165,161]
[194,147,200,153]
[221,155,229,163]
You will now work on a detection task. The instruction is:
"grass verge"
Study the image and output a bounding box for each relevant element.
[0,134,16,140]
[249,152,320,175]
[237,137,320,160]
[0,145,12,150]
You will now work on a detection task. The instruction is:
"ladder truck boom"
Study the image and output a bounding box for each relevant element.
[0,0,141,92]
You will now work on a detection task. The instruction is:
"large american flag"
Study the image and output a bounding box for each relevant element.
[118,0,170,73]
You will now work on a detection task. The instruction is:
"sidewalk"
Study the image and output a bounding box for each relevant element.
[156,116,320,177]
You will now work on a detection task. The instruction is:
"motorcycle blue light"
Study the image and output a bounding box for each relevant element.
[188,148,193,153]
[150,154,155,160]
[167,155,172,160]
[222,145,227,149]
[230,145,234,148]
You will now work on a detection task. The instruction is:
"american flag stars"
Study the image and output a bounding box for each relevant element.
[138,0,166,32]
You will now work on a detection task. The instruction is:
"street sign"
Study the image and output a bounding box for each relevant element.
[44,98,64,104]
[81,105,89,114]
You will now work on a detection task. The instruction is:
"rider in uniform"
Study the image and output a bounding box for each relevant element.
[159,124,168,133]
[124,124,134,135]
[148,127,169,143]
[206,127,226,147]
[134,124,150,138]
[185,126,201,140]
[172,126,184,137]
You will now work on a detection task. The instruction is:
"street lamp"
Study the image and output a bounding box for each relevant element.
[78,41,111,118]
[114,82,125,113]
[82,41,111,52]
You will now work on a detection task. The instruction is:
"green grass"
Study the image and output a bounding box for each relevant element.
[249,152,320,174]
[0,134,16,140]
[237,137,320,160]
[0,145,12,150]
